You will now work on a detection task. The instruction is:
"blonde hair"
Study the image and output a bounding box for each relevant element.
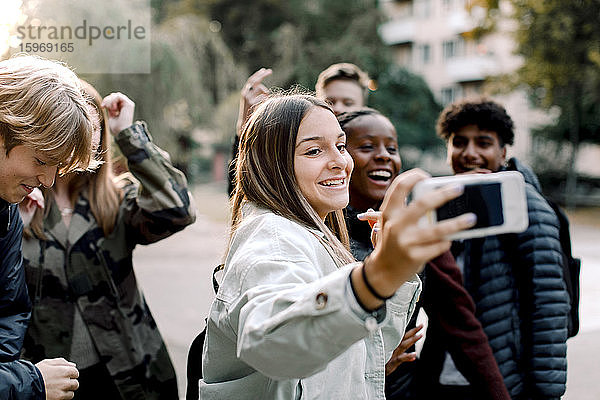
[0,54,98,174]
[26,80,122,239]
[230,93,355,265]
[315,63,370,103]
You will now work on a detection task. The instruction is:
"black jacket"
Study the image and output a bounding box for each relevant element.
[344,205,374,262]
[0,200,44,400]
[462,158,569,399]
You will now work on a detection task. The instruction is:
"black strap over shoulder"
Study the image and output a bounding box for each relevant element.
[186,263,224,400]
[543,199,581,337]
[212,264,224,294]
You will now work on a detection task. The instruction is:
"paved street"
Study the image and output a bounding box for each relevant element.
[134,214,225,399]
[133,184,600,399]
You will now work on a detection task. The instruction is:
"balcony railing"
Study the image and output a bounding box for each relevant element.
[378,19,416,45]
[446,55,498,82]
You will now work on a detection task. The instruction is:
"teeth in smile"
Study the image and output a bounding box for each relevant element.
[321,179,344,186]
[368,170,392,178]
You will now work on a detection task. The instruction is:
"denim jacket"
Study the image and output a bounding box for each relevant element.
[199,205,421,399]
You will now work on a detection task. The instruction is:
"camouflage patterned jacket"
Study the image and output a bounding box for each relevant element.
[21,122,196,399]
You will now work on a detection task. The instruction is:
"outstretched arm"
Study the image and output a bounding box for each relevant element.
[230,169,476,379]
[352,169,476,311]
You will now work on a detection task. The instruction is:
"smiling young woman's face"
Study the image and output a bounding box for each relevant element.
[345,114,402,210]
[0,139,57,203]
[294,107,354,220]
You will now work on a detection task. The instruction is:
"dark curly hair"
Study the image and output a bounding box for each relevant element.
[436,99,514,146]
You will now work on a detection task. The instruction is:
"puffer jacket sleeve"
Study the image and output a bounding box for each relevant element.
[513,186,569,399]
[0,205,45,399]
[0,362,45,400]
[115,121,196,248]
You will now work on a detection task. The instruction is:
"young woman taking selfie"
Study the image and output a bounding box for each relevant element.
[198,93,475,399]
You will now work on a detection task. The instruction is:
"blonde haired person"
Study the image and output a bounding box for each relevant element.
[315,62,370,115]
[0,55,98,400]
[19,84,196,399]
[0,55,98,187]
[199,93,475,399]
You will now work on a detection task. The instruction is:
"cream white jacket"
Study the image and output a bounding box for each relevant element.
[199,205,421,399]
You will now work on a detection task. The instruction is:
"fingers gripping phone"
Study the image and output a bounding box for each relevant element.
[412,171,528,240]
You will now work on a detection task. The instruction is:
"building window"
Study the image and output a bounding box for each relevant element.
[442,40,455,59]
[442,0,453,13]
[441,86,463,105]
[419,44,431,64]
[415,0,432,18]
[442,37,464,60]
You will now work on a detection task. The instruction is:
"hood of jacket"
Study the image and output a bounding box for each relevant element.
[504,157,543,193]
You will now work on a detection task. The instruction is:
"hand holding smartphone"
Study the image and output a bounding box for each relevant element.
[412,171,528,240]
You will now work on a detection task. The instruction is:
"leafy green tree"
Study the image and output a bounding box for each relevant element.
[203,0,391,89]
[368,66,443,156]
[202,0,443,162]
[475,0,600,206]
[83,14,246,178]
[91,0,445,178]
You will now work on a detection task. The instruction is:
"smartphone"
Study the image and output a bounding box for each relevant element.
[412,171,528,240]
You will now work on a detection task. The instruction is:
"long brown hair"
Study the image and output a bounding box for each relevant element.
[26,81,122,239]
[230,93,355,265]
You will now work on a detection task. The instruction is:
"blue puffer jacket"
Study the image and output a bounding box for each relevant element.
[0,200,45,400]
[462,158,569,399]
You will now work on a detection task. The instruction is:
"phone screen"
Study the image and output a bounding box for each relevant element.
[436,182,504,229]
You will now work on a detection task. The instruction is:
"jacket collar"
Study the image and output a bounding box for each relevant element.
[503,157,543,192]
[242,202,325,238]
[0,199,9,237]
[46,194,97,248]
[344,205,372,246]
[0,198,8,214]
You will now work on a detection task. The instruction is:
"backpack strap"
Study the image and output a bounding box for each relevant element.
[542,198,581,337]
[186,263,224,398]
[212,264,224,294]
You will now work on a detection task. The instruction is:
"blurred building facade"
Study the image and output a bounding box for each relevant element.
[378,0,550,163]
